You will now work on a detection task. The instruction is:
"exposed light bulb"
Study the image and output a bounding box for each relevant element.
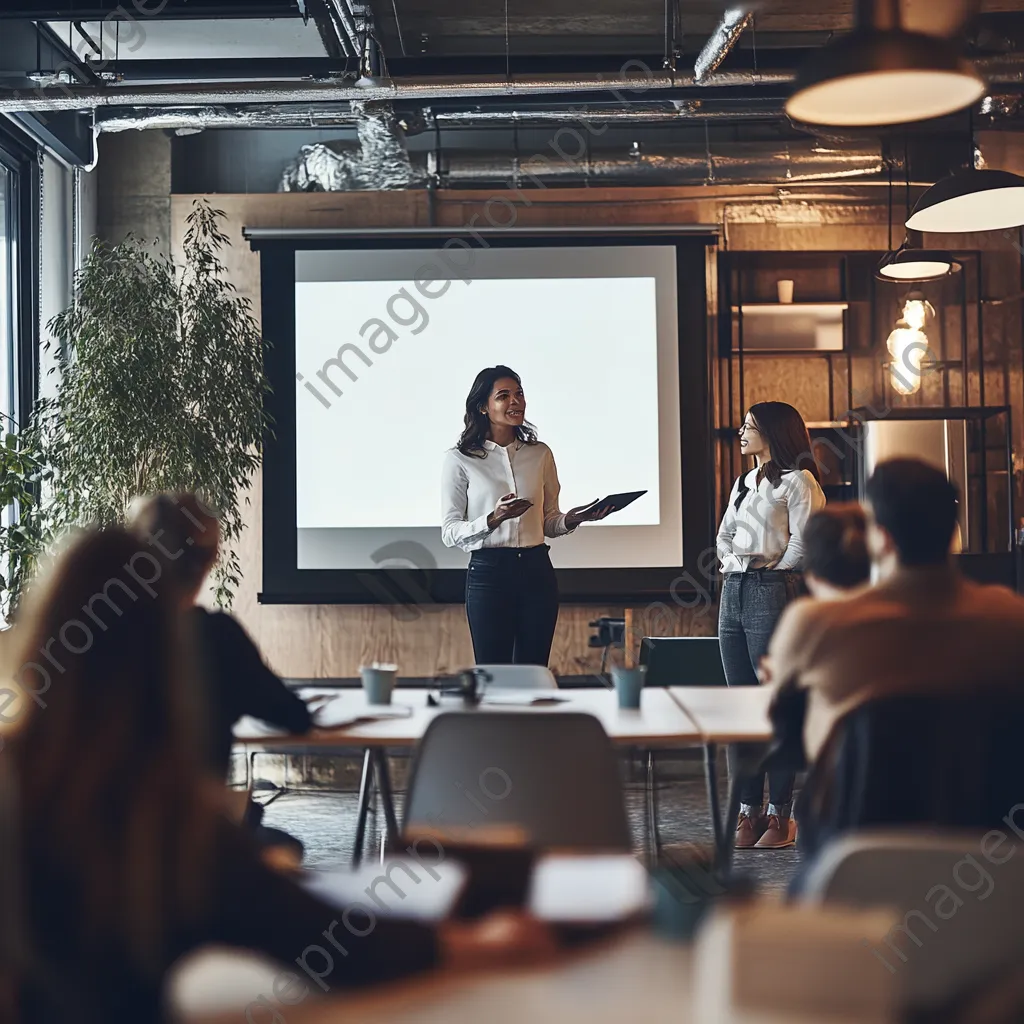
[902,296,935,331]
[886,296,934,396]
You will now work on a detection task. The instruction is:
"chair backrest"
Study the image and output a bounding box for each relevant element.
[402,712,632,851]
[473,664,558,690]
[638,636,727,687]
[798,692,1024,859]
[798,830,1024,1013]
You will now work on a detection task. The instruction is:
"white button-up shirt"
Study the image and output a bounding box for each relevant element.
[716,467,826,574]
[441,440,575,552]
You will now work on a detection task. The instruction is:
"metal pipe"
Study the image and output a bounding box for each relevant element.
[330,0,362,59]
[93,98,789,133]
[428,99,786,127]
[307,0,353,58]
[0,69,795,113]
[694,8,755,82]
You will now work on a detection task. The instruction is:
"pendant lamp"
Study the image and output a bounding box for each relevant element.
[906,169,1024,233]
[786,0,986,127]
[876,242,961,282]
[876,144,961,282]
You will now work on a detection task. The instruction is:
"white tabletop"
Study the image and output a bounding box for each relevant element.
[234,687,701,749]
[297,853,650,924]
[184,930,694,1024]
[667,687,774,743]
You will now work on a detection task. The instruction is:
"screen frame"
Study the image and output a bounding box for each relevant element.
[251,227,717,606]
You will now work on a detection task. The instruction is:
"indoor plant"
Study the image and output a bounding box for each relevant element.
[0,417,51,621]
[37,200,271,606]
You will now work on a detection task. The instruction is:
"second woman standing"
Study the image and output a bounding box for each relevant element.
[716,401,825,850]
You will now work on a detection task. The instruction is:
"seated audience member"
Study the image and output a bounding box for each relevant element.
[766,457,1024,770]
[799,503,870,600]
[130,494,315,865]
[757,505,871,770]
[128,493,313,780]
[0,528,549,1024]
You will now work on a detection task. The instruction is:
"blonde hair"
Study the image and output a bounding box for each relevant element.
[0,527,217,986]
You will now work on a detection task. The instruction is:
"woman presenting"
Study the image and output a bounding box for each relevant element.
[441,365,612,666]
[716,401,825,851]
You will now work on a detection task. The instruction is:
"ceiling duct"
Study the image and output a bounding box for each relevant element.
[694,8,756,82]
[281,139,884,191]
[95,104,363,132]
[430,141,884,187]
[0,70,796,113]
[280,99,420,190]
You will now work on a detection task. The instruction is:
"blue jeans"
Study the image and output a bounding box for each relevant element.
[718,570,803,808]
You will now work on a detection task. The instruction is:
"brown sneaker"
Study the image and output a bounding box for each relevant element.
[735,811,768,849]
[754,814,797,849]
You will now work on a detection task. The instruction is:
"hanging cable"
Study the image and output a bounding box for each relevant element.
[887,158,893,252]
[504,0,511,81]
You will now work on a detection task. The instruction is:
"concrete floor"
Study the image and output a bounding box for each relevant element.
[260,773,801,897]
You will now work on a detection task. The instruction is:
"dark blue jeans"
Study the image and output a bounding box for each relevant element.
[719,570,804,808]
[466,545,559,666]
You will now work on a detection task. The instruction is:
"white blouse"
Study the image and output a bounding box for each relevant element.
[716,467,826,574]
[441,440,575,552]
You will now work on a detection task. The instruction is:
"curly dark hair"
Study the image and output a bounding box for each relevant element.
[457,365,539,458]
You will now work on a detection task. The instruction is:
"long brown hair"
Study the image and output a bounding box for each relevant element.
[735,401,820,509]
[457,365,538,457]
[0,528,217,989]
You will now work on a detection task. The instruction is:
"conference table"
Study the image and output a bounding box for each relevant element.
[234,686,703,863]
[189,930,697,1024]
[234,684,775,867]
[667,687,774,866]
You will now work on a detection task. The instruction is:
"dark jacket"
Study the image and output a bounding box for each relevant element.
[191,608,312,777]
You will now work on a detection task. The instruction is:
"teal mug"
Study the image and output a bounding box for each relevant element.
[612,665,647,709]
[360,664,397,705]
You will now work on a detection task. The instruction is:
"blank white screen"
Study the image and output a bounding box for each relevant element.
[293,245,682,570]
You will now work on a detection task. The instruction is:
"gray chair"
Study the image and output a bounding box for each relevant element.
[402,712,632,851]
[473,664,558,690]
[639,636,727,687]
[639,637,728,860]
[798,830,1024,1014]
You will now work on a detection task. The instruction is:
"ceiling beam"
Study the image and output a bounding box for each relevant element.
[0,1,301,18]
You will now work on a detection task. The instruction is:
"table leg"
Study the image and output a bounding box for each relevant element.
[646,749,661,865]
[703,742,724,860]
[720,773,744,873]
[352,748,374,867]
[373,748,400,858]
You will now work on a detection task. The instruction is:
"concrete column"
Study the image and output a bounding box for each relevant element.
[95,130,171,256]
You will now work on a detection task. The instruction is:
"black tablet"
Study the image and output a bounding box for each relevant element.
[583,490,648,515]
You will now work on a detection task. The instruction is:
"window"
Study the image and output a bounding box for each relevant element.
[0,128,39,622]
[0,160,14,429]
[0,128,36,430]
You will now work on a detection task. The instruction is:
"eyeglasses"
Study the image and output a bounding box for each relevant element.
[738,421,760,436]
